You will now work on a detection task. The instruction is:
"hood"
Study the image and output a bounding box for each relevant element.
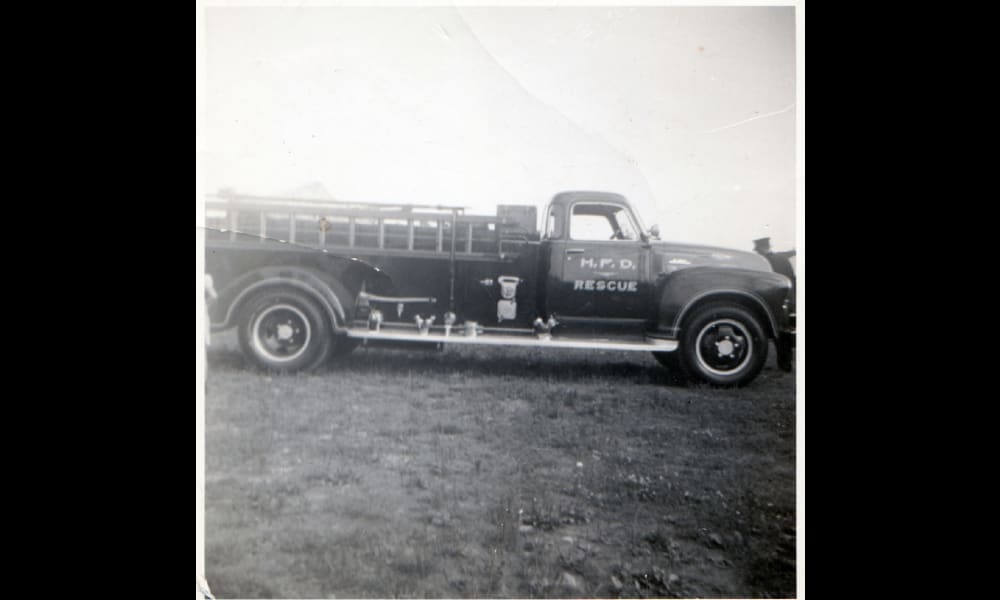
[649,240,772,274]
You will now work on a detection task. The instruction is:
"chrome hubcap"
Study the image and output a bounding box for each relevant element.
[716,339,736,357]
[251,304,312,362]
[695,318,752,375]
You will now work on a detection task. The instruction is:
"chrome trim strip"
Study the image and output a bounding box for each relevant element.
[358,292,437,304]
[344,327,678,352]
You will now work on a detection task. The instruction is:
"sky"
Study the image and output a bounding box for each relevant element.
[198,4,797,252]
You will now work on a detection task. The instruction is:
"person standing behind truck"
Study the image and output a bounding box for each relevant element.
[753,237,796,282]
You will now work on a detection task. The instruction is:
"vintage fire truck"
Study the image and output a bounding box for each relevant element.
[203,190,794,386]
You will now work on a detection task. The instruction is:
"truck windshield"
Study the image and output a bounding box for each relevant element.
[630,204,648,237]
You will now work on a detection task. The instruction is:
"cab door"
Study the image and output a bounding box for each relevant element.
[545,201,649,320]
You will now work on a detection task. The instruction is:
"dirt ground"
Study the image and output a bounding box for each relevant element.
[203,331,797,598]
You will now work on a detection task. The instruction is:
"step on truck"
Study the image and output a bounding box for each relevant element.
[203,190,795,386]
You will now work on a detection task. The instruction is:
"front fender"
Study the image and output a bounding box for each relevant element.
[652,267,792,338]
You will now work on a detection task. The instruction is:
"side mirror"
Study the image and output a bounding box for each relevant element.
[648,224,660,240]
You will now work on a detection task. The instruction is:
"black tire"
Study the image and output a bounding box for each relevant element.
[677,302,768,387]
[238,289,333,372]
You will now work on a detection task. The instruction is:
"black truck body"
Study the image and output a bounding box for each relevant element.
[203,190,794,386]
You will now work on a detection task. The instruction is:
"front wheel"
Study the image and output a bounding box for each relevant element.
[238,289,333,372]
[678,303,768,387]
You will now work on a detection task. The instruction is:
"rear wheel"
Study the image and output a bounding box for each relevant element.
[238,289,332,372]
[678,303,768,387]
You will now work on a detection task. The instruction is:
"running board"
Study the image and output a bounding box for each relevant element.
[343,327,678,352]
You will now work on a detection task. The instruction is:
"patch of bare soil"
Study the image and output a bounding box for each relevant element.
[204,331,796,598]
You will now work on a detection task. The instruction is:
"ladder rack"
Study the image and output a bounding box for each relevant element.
[205,192,521,256]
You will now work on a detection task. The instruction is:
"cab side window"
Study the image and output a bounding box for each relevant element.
[570,203,639,241]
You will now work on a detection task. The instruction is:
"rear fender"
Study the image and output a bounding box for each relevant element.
[205,229,395,331]
[212,262,392,332]
[212,267,347,332]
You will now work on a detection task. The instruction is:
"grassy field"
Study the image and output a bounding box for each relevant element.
[204,331,796,598]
